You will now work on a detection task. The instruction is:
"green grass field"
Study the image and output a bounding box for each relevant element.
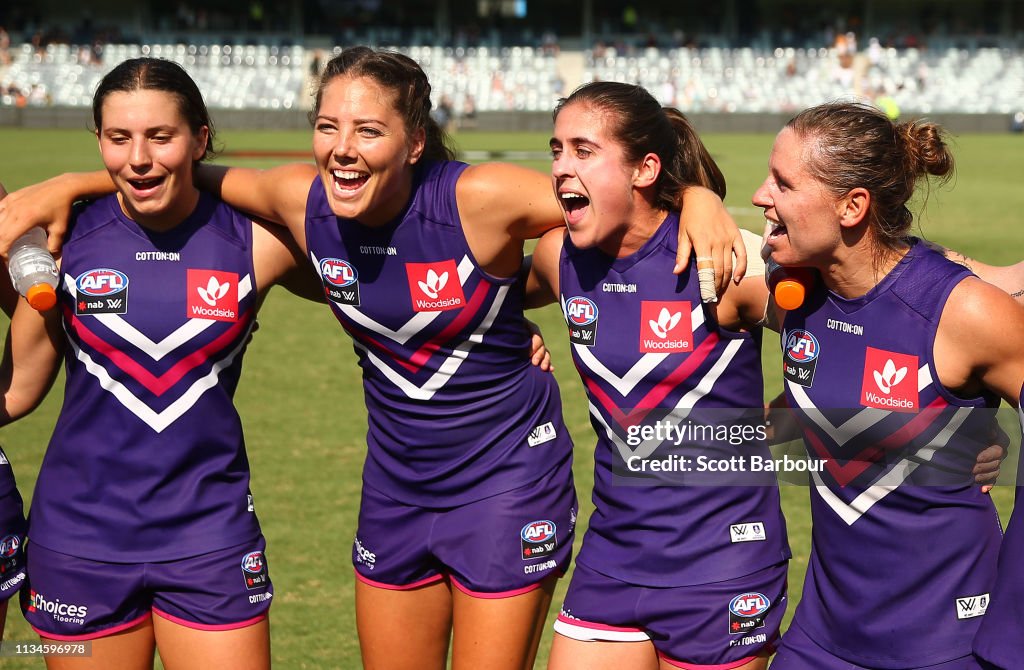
[0,126,1021,668]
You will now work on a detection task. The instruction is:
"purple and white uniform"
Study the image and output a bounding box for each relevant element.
[774,241,1001,669]
[22,193,270,637]
[973,404,1024,669]
[0,446,26,601]
[304,161,575,590]
[552,214,790,665]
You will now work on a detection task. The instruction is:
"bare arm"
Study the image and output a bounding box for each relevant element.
[251,220,325,305]
[0,171,115,257]
[523,227,565,310]
[923,240,1024,305]
[0,297,64,425]
[197,163,316,254]
[458,163,565,278]
[935,277,1024,405]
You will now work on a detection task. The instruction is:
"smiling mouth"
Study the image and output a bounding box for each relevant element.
[127,176,164,192]
[332,169,369,191]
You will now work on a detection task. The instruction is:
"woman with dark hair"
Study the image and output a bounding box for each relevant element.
[527,81,790,670]
[0,58,321,669]
[0,47,743,668]
[756,102,1024,669]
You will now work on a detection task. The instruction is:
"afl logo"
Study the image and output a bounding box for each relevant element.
[729,592,771,618]
[521,520,556,544]
[565,296,598,326]
[320,258,357,287]
[785,329,819,363]
[77,268,129,296]
[0,534,19,559]
[241,551,265,574]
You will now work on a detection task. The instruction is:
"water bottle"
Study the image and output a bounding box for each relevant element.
[8,227,58,311]
[766,258,814,311]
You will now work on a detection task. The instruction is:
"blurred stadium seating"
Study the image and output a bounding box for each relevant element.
[2,40,1023,115]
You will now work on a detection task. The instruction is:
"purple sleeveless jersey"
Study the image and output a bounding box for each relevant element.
[781,240,1002,668]
[304,161,572,506]
[559,213,790,587]
[974,405,1024,668]
[0,446,26,597]
[29,193,261,562]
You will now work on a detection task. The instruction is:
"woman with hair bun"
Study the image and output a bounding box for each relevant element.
[755,102,1024,669]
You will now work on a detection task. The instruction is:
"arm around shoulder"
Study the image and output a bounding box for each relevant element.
[199,162,316,236]
[457,163,564,243]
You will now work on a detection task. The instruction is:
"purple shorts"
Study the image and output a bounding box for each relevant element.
[554,561,787,669]
[0,449,27,602]
[353,459,577,596]
[772,620,984,670]
[21,537,273,640]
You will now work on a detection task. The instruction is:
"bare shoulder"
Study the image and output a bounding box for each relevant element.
[456,162,557,231]
[937,276,1024,401]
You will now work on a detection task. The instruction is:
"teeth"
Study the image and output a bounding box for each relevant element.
[333,170,364,179]
[560,192,584,200]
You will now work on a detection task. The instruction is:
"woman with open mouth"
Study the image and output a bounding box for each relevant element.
[0,57,324,670]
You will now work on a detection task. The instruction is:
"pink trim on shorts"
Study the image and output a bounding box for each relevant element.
[449,574,543,599]
[31,611,151,641]
[152,606,267,631]
[555,613,645,634]
[657,651,758,670]
[354,569,445,591]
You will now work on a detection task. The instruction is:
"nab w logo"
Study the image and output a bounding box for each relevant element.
[320,258,360,306]
[956,593,989,620]
[564,296,600,347]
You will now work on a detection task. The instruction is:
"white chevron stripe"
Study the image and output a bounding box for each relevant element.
[569,302,706,397]
[65,321,253,433]
[585,339,744,463]
[354,283,509,400]
[811,406,973,525]
[64,273,254,362]
[786,364,932,446]
[311,253,475,344]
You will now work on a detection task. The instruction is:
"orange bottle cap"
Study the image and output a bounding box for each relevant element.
[26,284,57,311]
[774,278,806,311]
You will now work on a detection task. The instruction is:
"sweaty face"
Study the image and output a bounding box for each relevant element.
[98,89,207,231]
[550,102,640,255]
[311,75,426,227]
[751,126,842,267]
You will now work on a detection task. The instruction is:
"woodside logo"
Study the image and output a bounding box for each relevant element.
[187,269,239,322]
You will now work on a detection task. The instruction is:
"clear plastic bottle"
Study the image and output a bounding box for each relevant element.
[766,258,815,311]
[8,227,58,311]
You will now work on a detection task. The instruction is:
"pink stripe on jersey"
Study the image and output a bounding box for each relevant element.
[583,331,721,429]
[152,606,267,631]
[405,280,491,370]
[65,306,252,397]
[31,611,151,641]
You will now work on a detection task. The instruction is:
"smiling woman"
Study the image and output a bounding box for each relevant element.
[0,57,322,670]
